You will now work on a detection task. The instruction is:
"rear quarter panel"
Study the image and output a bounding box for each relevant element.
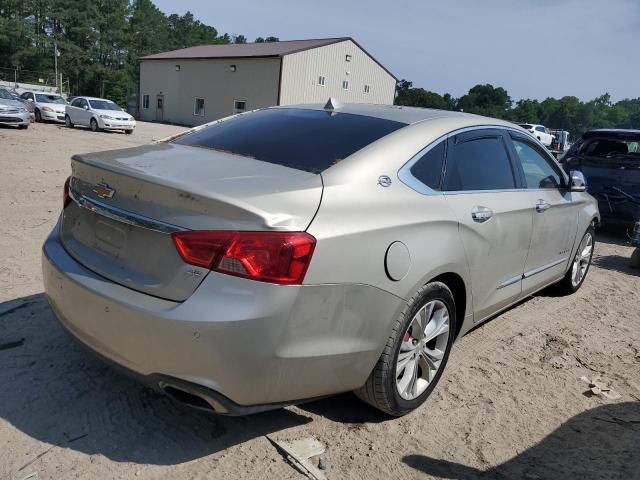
[305,120,476,338]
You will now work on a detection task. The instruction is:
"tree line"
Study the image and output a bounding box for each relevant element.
[396,81,640,138]
[0,0,278,104]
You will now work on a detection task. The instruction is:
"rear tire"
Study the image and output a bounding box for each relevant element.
[556,226,595,294]
[65,115,74,128]
[355,281,456,416]
[90,118,100,132]
[631,248,640,269]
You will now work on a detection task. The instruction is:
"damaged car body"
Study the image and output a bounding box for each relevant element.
[43,104,600,416]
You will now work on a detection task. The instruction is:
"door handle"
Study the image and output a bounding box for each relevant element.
[535,199,551,213]
[471,206,494,223]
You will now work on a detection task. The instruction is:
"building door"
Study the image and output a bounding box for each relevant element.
[155,95,164,121]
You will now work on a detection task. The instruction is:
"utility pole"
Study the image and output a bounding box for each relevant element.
[53,40,59,92]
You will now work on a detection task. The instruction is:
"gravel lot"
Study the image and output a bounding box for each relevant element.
[1,121,639,480]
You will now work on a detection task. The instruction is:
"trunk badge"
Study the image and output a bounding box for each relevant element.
[93,182,115,199]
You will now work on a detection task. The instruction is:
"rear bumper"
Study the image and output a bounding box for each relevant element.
[42,220,402,411]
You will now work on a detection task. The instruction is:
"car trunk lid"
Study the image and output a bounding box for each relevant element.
[60,143,323,301]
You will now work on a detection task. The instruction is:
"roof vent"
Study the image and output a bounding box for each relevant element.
[324,97,343,111]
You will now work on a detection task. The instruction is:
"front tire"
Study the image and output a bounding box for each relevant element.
[35,109,42,122]
[90,118,100,132]
[355,281,456,416]
[124,129,133,135]
[65,115,74,128]
[556,226,595,294]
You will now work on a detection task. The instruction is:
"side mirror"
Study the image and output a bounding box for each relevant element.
[83,105,89,110]
[27,98,33,102]
[570,170,587,192]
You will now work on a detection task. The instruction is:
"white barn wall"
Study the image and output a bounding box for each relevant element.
[139,57,280,126]
[279,40,396,106]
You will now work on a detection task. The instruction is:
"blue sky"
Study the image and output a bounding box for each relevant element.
[153,0,640,102]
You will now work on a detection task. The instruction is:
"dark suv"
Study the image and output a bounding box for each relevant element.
[562,129,640,228]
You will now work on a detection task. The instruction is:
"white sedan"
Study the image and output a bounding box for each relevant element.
[65,97,136,134]
[20,90,68,123]
[519,123,555,147]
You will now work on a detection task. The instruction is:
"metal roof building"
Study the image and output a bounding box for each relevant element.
[138,37,397,126]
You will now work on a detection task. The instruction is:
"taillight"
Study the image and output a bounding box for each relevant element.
[63,176,71,208]
[172,230,316,285]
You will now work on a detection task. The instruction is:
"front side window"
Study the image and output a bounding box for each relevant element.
[535,126,546,133]
[172,108,406,173]
[444,135,516,191]
[194,97,205,116]
[512,139,562,189]
[142,94,149,109]
[409,140,445,190]
[71,98,83,107]
[21,92,33,101]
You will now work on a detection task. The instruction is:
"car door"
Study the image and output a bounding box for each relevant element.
[69,97,83,123]
[507,132,579,295]
[78,98,92,125]
[443,129,533,322]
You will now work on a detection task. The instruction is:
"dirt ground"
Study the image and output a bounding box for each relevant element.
[1,121,639,480]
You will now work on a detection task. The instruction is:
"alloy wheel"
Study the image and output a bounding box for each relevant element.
[396,300,450,400]
[571,232,593,287]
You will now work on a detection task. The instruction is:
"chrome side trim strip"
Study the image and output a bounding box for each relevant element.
[523,257,569,279]
[68,186,187,234]
[497,274,522,290]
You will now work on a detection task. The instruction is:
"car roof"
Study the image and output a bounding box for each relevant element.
[276,102,520,130]
[25,90,62,95]
[79,96,115,102]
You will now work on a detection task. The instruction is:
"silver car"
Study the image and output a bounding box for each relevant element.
[0,88,31,128]
[42,104,599,416]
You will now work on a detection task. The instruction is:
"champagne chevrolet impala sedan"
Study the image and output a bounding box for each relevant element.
[42,103,599,416]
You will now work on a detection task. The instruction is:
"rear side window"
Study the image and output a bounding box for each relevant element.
[172,108,406,173]
[444,136,516,191]
[512,139,562,189]
[410,140,445,190]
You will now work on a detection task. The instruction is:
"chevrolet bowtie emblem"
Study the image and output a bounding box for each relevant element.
[93,182,115,199]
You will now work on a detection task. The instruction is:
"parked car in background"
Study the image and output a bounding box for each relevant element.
[43,104,599,417]
[65,96,135,134]
[561,129,640,229]
[0,88,31,128]
[0,87,35,121]
[20,90,67,123]
[519,124,555,147]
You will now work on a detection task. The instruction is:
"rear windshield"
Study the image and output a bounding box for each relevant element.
[172,108,407,173]
[578,137,640,158]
